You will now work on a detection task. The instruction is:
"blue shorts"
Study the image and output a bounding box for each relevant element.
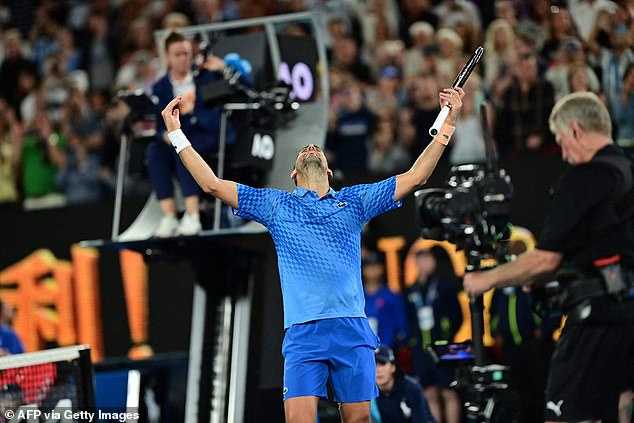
[282,317,380,402]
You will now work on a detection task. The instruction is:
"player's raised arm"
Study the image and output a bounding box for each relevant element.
[161,96,238,209]
[394,87,464,202]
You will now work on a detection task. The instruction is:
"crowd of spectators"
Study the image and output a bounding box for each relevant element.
[0,0,632,210]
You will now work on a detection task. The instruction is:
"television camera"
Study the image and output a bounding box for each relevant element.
[200,52,300,130]
[416,104,520,422]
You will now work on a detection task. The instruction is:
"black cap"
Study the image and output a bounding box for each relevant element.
[375,345,395,364]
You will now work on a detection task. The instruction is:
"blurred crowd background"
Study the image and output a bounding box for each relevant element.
[0,0,632,210]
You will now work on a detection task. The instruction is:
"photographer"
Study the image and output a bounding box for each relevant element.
[464,92,634,423]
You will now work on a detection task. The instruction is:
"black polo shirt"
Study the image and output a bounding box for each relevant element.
[537,145,632,271]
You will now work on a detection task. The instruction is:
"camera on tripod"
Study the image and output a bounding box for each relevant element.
[414,104,520,422]
[117,89,159,140]
[414,164,513,256]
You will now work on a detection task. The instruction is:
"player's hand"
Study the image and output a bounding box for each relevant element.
[439,87,465,126]
[161,96,182,133]
[463,271,493,298]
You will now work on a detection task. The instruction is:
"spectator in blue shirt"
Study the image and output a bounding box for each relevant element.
[158,84,465,423]
[362,251,408,349]
[0,300,24,356]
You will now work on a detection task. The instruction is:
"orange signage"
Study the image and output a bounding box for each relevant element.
[0,247,154,362]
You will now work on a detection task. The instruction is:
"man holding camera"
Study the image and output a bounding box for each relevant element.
[160,84,463,422]
[464,92,634,423]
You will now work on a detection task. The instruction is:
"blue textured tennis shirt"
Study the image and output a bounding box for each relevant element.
[234,176,402,328]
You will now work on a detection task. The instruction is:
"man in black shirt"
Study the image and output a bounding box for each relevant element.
[373,345,436,423]
[464,92,634,423]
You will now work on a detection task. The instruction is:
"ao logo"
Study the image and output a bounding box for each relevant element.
[251,133,275,160]
[279,62,314,101]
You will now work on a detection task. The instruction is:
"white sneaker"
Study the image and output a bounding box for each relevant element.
[154,215,179,238]
[178,212,202,236]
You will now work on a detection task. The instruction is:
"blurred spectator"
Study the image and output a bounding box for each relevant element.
[595,15,634,115]
[434,28,464,87]
[522,0,552,52]
[402,73,439,158]
[449,75,487,166]
[493,0,518,29]
[0,300,24,356]
[489,286,560,423]
[55,28,82,75]
[404,248,462,423]
[372,345,436,423]
[51,88,107,205]
[367,109,411,175]
[568,63,597,95]
[0,29,37,118]
[162,12,191,30]
[398,0,439,47]
[17,68,39,126]
[78,10,119,92]
[115,50,160,94]
[331,35,373,85]
[362,252,408,349]
[442,11,479,55]
[366,66,402,114]
[398,108,418,160]
[371,39,406,76]
[28,7,61,75]
[541,7,579,66]
[403,22,435,83]
[20,112,67,209]
[434,0,481,27]
[349,0,400,56]
[482,18,515,95]
[0,101,23,204]
[614,64,634,151]
[545,36,600,101]
[147,31,225,237]
[493,49,556,157]
[192,0,226,25]
[326,17,350,56]
[40,57,71,125]
[326,79,376,174]
[121,17,156,65]
[568,0,617,43]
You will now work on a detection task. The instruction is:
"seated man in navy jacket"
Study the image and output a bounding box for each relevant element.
[148,30,225,237]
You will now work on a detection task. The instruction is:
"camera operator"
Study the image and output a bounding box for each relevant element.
[464,92,634,423]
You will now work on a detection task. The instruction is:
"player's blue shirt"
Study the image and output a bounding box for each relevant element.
[234,176,402,328]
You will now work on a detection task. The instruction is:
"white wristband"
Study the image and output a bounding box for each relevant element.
[168,129,191,154]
